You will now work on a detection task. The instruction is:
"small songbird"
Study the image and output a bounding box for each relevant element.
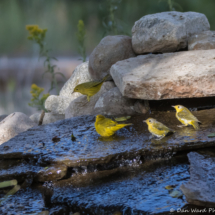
[144,118,174,140]
[172,105,200,130]
[95,115,132,137]
[73,74,110,101]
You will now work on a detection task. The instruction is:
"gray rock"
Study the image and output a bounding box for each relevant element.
[30,113,41,124]
[36,164,67,182]
[59,61,93,98]
[94,87,136,116]
[188,30,215,50]
[180,152,215,207]
[0,112,36,145]
[133,100,149,114]
[1,109,215,168]
[65,81,116,118]
[0,115,8,122]
[132,11,210,54]
[43,113,65,124]
[89,35,136,80]
[30,112,65,125]
[45,95,76,115]
[110,50,215,100]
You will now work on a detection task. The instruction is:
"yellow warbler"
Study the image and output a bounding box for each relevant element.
[73,74,110,101]
[95,115,132,137]
[172,105,200,130]
[144,118,174,140]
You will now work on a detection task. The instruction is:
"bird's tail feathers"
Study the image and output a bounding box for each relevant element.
[112,123,132,132]
[102,74,111,82]
[192,121,200,130]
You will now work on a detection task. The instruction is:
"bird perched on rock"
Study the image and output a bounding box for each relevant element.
[144,118,174,140]
[73,74,110,101]
[172,105,200,130]
[95,115,132,137]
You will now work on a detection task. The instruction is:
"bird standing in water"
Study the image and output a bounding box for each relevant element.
[144,118,174,140]
[95,115,132,137]
[172,105,200,130]
[73,74,110,101]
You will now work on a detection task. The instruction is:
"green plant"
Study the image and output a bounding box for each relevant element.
[101,0,122,35]
[28,84,49,111]
[77,20,86,62]
[160,0,183,11]
[26,25,65,93]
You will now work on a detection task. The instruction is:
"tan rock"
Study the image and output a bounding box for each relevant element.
[36,164,67,182]
[188,31,215,50]
[89,35,136,80]
[132,11,210,54]
[0,112,36,145]
[110,50,215,100]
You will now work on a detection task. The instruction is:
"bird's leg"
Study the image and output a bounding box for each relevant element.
[155,135,165,140]
[177,124,187,128]
[87,95,90,102]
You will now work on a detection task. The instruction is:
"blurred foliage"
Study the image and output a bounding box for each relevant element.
[1,0,215,56]
[26,25,65,93]
[160,0,183,11]
[28,84,49,111]
[77,20,86,62]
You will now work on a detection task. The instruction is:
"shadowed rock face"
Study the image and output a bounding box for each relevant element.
[1,109,215,169]
[181,151,215,207]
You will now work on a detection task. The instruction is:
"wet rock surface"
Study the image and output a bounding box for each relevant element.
[51,157,189,214]
[37,164,68,182]
[188,31,215,50]
[89,35,136,81]
[0,112,36,145]
[0,187,48,215]
[181,151,215,207]
[132,11,210,54]
[111,50,215,100]
[1,108,215,169]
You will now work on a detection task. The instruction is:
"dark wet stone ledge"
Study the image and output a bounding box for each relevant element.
[0,109,215,170]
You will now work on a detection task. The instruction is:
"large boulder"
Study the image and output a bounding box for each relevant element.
[89,35,136,80]
[188,31,215,50]
[180,152,215,207]
[132,11,210,54]
[94,87,136,116]
[65,81,116,118]
[110,49,215,100]
[0,112,36,145]
[59,61,93,98]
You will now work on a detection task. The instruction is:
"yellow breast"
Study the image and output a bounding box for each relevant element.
[148,124,167,136]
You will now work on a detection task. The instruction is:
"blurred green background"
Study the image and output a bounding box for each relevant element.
[1,0,215,57]
[1,0,215,116]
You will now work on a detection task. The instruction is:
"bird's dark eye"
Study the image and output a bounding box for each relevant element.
[149,120,151,122]
[178,106,180,108]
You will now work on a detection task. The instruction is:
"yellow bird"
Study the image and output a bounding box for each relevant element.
[144,118,174,140]
[172,105,200,130]
[95,115,132,137]
[73,74,110,101]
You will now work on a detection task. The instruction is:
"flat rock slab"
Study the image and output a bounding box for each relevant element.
[51,160,189,214]
[181,151,215,207]
[111,50,215,100]
[1,108,215,168]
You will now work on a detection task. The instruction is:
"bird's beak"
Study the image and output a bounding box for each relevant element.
[143,120,146,123]
[172,105,176,108]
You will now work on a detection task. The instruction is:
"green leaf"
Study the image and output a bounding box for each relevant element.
[208,133,215,137]
[114,116,131,122]
[169,189,183,198]
[165,185,175,190]
[0,180,17,188]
